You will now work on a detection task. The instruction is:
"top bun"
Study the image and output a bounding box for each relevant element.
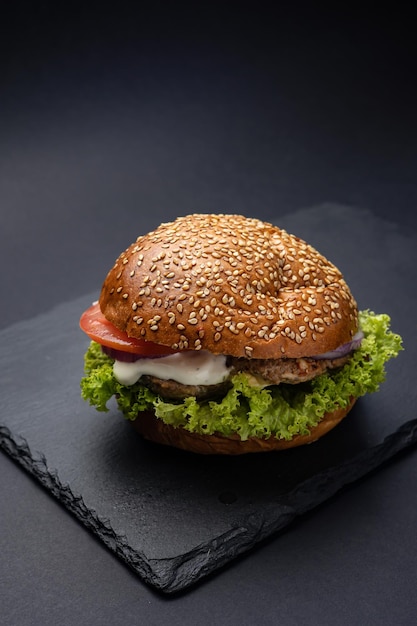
[99,214,358,359]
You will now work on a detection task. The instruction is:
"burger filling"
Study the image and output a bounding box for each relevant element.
[110,351,352,400]
[81,311,403,442]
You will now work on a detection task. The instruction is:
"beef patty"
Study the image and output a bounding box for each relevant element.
[141,353,351,400]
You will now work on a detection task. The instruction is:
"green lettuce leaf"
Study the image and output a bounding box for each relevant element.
[81,311,403,442]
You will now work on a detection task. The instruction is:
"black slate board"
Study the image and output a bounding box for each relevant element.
[1,205,416,593]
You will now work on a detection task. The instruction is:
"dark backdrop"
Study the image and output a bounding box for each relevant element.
[1,4,416,624]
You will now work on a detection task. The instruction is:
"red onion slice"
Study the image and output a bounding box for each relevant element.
[101,346,168,362]
[311,330,364,360]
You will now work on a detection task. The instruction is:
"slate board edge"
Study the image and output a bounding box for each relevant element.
[1,419,417,594]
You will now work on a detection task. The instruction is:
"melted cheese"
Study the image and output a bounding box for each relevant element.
[113,350,232,387]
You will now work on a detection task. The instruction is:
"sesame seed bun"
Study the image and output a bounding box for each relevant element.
[99,214,358,360]
[132,398,356,455]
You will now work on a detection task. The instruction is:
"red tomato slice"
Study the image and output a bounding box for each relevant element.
[79,302,177,356]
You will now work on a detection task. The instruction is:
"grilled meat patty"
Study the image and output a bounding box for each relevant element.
[141,353,351,400]
[229,354,351,385]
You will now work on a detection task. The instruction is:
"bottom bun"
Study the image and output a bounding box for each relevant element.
[131,398,356,455]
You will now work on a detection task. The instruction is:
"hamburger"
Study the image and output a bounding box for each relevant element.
[80,213,402,454]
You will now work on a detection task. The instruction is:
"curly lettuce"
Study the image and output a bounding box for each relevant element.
[81,311,403,442]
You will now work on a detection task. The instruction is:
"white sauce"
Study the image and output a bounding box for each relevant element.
[113,350,232,387]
